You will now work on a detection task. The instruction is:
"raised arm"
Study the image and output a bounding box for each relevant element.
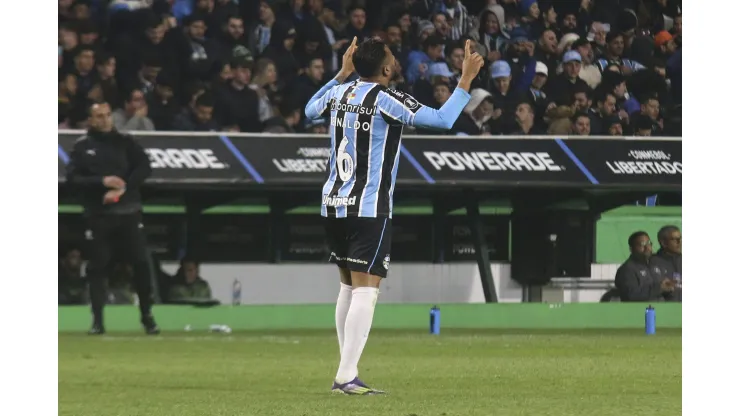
[304,37,359,120]
[377,40,483,130]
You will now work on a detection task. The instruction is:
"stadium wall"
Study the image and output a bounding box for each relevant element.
[57,303,682,332]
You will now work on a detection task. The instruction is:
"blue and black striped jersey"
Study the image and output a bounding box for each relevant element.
[305,78,471,218]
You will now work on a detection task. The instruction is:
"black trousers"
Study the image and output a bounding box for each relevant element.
[84,212,153,322]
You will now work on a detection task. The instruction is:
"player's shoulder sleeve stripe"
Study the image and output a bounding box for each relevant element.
[384,89,423,114]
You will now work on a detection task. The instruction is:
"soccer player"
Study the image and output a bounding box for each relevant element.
[305,37,484,395]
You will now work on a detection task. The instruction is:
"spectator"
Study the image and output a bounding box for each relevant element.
[416,20,436,44]
[654,225,682,302]
[546,105,574,135]
[433,0,472,40]
[603,115,624,136]
[168,259,213,302]
[293,57,326,119]
[249,58,279,122]
[632,93,662,135]
[588,90,617,135]
[59,23,79,73]
[385,23,408,70]
[71,45,97,99]
[534,29,558,77]
[78,20,101,49]
[571,38,601,88]
[511,102,545,135]
[595,32,645,74]
[572,112,591,136]
[469,7,506,62]
[96,52,119,108]
[433,81,452,109]
[633,114,654,136]
[527,61,549,128]
[445,42,465,85]
[453,88,494,135]
[537,3,560,39]
[545,50,590,106]
[414,62,453,107]
[262,23,301,87]
[173,92,220,131]
[432,12,452,41]
[264,99,301,133]
[59,74,79,126]
[573,85,591,113]
[112,88,155,131]
[614,231,675,302]
[217,14,249,64]
[318,1,343,73]
[557,33,580,57]
[148,73,181,131]
[489,60,525,133]
[59,248,87,305]
[342,6,372,46]
[179,13,221,82]
[215,58,261,132]
[133,52,164,99]
[406,35,445,84]
[248,1,277,55]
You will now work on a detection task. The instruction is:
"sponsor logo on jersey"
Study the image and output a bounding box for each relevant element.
[322,194,357,207]
[423,151,564,172]
[330,100,376,115]
[146,148,228,169]
[606,150,682,175]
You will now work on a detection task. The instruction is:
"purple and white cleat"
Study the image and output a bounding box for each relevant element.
[331,377,385,395]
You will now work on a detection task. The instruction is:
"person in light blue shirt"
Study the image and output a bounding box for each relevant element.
[304,36,483,396]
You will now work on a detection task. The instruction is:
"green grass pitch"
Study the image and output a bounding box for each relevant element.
[59,329,681,416]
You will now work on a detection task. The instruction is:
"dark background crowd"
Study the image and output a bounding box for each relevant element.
[58,0,682,137]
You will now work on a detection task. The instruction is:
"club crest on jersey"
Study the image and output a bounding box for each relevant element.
[383,254,391,270]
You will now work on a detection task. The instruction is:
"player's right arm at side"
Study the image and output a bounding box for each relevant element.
[377,88,471,130]
[304,79,340,120]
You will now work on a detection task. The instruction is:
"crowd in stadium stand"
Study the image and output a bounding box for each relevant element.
[58,0,682,136]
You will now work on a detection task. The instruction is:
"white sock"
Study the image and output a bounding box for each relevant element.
[335,287,379,383]
[335,283,353,355]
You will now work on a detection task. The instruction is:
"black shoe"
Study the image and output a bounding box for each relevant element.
[141,315,160,335]
[88,324,106,335]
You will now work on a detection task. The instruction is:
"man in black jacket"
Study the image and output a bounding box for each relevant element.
[614,231,675,302]
[65,101,159,335]
[654,225,682,302]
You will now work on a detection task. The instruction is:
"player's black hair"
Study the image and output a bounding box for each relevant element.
[628,231,650,247]
[352,38,388,78]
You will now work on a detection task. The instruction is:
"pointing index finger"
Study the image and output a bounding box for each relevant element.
[465,39,471,59]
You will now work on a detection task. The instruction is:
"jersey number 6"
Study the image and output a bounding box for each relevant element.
[337,136,354,182]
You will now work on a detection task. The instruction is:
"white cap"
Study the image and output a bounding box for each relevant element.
[535,61,548,76]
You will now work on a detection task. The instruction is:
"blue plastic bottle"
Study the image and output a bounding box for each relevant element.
[430,306,441,335]
[645,305,656,335]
